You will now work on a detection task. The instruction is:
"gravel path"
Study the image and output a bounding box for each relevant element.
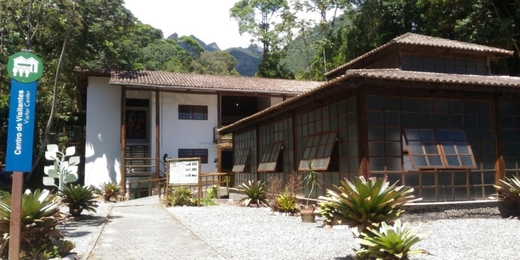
[59,201,113,260]
[167,203,520,260]
[60,197,520,260]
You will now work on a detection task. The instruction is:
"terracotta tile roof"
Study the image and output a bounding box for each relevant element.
[347,68,520,87]
[109,70,322,94]
[325,33,514,77]
[219,69,520,133]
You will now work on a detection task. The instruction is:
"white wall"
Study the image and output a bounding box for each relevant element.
[84,77,121,188]
[153,92,219,173]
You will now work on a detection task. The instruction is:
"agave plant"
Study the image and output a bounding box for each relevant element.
[0,189,74,258]
[355,219,429,260]
[239,180,268,207]
[61,184,99,216]
[319,176,420,235]
[494,175,520,204]
[100,182,122,202]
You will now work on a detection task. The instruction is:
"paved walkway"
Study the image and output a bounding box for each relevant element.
[87,196,225,260]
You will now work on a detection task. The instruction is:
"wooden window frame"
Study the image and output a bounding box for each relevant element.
[298,132,337,171]
[178,149,208,164]
[403,128,476,169]
[258,141,283,172]
[178,105,208,120]
[232,149,250,172]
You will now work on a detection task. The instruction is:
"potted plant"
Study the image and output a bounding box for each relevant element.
[494,175,520,218]
[300,161,322,222]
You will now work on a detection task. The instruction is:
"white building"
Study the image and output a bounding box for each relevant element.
[77,70,321,192]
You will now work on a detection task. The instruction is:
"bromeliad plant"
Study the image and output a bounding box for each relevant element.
[494,175,520,204]
[276,188,297,214]
[61,184,98,216]
[239,180,268,207]
[165,186,196,206]
[355,219,429,260]
[100,182,122,202]
[0,189,74,258]
[319,176,420,235]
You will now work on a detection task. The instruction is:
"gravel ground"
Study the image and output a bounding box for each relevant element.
[60,197,520,260]
[166,201,520,260]
[59,201,113,260]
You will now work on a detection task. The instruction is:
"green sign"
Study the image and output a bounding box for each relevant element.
[7,51,43,83]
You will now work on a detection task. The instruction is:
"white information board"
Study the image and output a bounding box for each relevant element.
[167,157,200,185]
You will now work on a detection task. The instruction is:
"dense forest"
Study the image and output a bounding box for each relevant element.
[1,0,520,185]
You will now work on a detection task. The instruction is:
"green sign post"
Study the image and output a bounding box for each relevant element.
[5,51,43,259]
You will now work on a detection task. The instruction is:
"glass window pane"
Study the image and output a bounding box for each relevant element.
[387,157,402,171]
[420,129,435,140]
[402,98,416,111]
[368,127,384,140]
[409,141,424,154]
[385,112,400,125]
[386,127,401,141]
[437,130,452,141]
[442,142,456,154]
[402,112,417,126]
[403,155,413,171]
[428,155,443,166]
[412,155,427,166]
[424,141,439,154]
[460,156,474,166]
[368,111,383,125]
[367,96,383,110]
[418,113,433,127]
[369,157,385,171]
[423,173,436,186]
[452,130,466,141]
[456,143,470,154]
[404,129,420,140]
[446,155,460,166]
[386,142,402,156]
[369,142,385,156]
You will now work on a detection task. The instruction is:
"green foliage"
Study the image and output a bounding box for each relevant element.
[302,161,322,204]
[319,176,419,234]
[276,189,297,213]
[61,184,98,216]
[355,220,429,260]
[239,180,268,207]
[494,175,520,204]
[0,189,74,258]
[100,182,122,202]
[165,187,196,206]
[225,47,262,76]
[200,198,218,206]
[206,185,219,199]
[191,51,240,76]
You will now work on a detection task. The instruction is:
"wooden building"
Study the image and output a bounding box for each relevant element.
[219,33,520,202]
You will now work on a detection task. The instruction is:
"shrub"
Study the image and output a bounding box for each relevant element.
[166,187,196,206]
[286,171,302,197]
[267,176,283,211]
[319,176,419,235]
[239,180,268,207]
[100,182,121,202]
[355,219,429,260]
[276,189,297,213]
[206,185,219,199]
[0,189,74,258]
[61,184,99,216]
